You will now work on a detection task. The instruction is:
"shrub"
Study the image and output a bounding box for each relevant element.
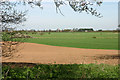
[2,31,25,57]
[2,64,119,79]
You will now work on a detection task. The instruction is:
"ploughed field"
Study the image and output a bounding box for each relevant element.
[24,32,118,50]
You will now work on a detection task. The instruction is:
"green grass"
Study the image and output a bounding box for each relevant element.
[23,32,118,50]
[2,64,119,79]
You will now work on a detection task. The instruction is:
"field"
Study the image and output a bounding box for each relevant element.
[2,32,119,79]
[24,32,118,50]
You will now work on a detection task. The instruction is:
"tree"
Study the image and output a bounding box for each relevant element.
[0,0,103,27]
[118,24,120,27]
[54,0,103,17]
[0,0,103,29]
[0,1,27,31]
[0,0,28,57]
[0,0,103,57]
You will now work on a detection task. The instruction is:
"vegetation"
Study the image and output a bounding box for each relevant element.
[23,32,118,50]
[2,31,25,57]
[2,63,119,79]
[1,1,117,79]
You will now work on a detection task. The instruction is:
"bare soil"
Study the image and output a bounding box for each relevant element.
[2,43,119,65]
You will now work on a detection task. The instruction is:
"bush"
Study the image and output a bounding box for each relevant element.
[2,64,119,79]
[2,32,13,41]
[2,31,25,57]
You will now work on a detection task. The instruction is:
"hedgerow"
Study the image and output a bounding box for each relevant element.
[2,63,119,79]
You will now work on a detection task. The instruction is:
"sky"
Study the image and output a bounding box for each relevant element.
[16,1,118,30]
[118,2,120,24]
[7,0,120,2]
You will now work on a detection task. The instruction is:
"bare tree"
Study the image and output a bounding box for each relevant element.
[0,1,27,57]
[0,0,103,57]
[0,1,27,30]
[68,0,103,18]
[54,0,102,17]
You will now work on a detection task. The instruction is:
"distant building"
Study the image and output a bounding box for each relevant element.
[56,29,61,32]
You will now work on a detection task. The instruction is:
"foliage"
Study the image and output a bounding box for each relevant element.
[0,1,27,30]
[54,0,103,17]
[2,64,119,79]
[2,31,25,42]
[2,31,25,57]
[0,0,103,19]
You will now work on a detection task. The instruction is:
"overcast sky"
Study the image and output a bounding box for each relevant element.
[16,1,118,30]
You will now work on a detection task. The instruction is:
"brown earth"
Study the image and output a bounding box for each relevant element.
[2,43,119,65]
